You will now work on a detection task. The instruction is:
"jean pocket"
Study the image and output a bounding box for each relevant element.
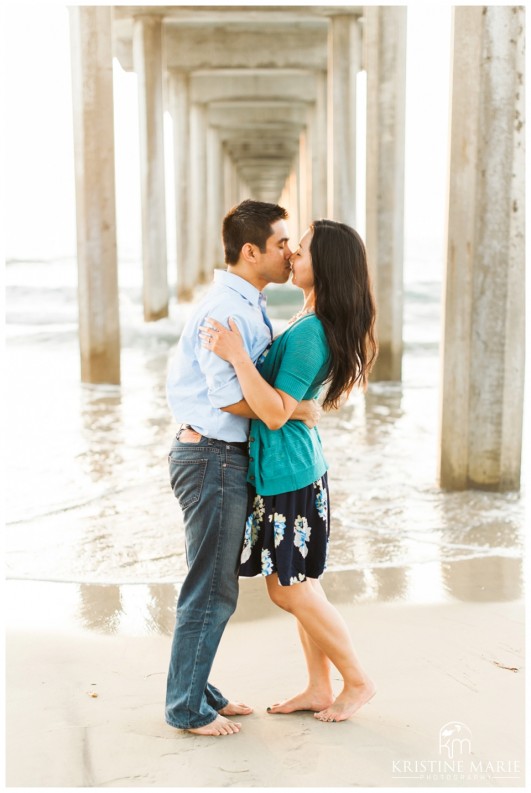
[169,458,208,509]
[225,452,249,472]
[177,429,204,444]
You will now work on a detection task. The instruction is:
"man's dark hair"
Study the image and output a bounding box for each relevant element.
[222,199,288,264]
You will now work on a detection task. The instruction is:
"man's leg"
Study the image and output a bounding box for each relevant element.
[165,441,249,730]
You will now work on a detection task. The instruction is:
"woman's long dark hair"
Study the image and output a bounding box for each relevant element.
[310,220,377,409]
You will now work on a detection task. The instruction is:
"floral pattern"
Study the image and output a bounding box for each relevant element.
[241,497,263,563]
[239,474,330,586]
[261,548,274,575]
[253,494,265,521]
[289,573,306,585]
[294,515,312,558]
[268,512,286,547]
[313,479,328,521]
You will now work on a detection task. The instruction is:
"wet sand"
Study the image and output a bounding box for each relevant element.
[6,575,525,788]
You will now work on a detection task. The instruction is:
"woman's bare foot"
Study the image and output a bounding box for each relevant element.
[267,687,334,714]
[314,681,376,722]
[218,702,253,717]
[187,715,242,736]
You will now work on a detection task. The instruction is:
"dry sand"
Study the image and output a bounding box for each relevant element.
[5,577,525,788]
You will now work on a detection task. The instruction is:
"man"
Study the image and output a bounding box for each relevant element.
[165,200,319,736]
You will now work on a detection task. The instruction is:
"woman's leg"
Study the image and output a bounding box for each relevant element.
[266,574,376,722]
[268,579,334,713]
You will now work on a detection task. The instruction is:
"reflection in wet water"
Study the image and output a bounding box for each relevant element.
[78,583,123,633]
[440,557,523,603]
[5,265,526,608]
[5,554,524,638]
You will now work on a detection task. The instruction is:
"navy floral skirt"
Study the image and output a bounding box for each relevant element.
[239,473,330,586]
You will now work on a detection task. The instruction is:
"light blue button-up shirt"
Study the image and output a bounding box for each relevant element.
[166,270,273,442]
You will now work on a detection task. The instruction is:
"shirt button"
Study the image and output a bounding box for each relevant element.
[250,475,255,481]
[249,457,254,462]
[249,437,255,443]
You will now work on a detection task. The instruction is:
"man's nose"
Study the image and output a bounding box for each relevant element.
[284,244,293,259]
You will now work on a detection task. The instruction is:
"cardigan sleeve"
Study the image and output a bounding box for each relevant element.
[273,319,330,401]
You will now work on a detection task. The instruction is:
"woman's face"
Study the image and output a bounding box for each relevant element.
[290,228,314,291]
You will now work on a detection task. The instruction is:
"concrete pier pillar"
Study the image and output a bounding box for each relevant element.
[133,15,168,320]
[190,102,207,282]
[365,6,407,381]
[224,152,239,210]
[168,70,193,301]
[327,15,361,225]
[69,6,120,385]
[298,126,311,232]
[207,126,224,270]
[440,6,525,491]
[223,150,233,210]
[287,164,300,240]
[312,70,328,220]
[238,176,249,203]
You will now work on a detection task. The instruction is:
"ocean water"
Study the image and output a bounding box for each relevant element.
[5,257,525,606]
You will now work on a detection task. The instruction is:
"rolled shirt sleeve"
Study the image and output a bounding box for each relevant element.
[196,312,260,409]
[166,269,274,441]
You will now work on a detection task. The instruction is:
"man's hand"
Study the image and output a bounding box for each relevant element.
[292,399,322,429]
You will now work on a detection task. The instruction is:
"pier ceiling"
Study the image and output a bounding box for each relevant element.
[115,23,330,71]
[111,6,360,198]
[112,6,363,25]
[189,70,319,105]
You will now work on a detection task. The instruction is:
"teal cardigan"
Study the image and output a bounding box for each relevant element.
[247,313,331,496]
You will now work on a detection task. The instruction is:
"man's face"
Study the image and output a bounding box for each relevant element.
[254,219,293,284]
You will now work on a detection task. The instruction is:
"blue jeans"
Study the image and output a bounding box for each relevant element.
[165,433,249,729]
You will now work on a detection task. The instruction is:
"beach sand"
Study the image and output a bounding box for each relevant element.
[5,576,525,788]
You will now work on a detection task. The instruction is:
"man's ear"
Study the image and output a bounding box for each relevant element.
[241,242,257,263]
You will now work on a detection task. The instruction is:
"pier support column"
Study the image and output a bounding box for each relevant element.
[207,126,224,271]
[327,15,361,225]
[168,70,193,300]
[365,6,407,381]
[224,151,239,210]
[238,175,249,203]
[311,70,328,220]
[287,164,300,240]
[440,6,525,491]
[133,15,168,320]
[190,102,207,282]
[69,6,120,385]
[298,126,311,232]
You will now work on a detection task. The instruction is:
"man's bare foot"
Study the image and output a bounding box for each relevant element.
[218,702,253,717]
[267,687,334,714]
[187,715,241,736]
[314,681,376,722]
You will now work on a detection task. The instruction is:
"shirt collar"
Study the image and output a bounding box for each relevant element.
[214,269,263,307]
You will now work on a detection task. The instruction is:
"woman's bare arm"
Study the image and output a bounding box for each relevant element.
[201,317,301,430]
[222,397,321,428]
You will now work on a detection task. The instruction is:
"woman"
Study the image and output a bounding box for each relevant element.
[200,220,377,722]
